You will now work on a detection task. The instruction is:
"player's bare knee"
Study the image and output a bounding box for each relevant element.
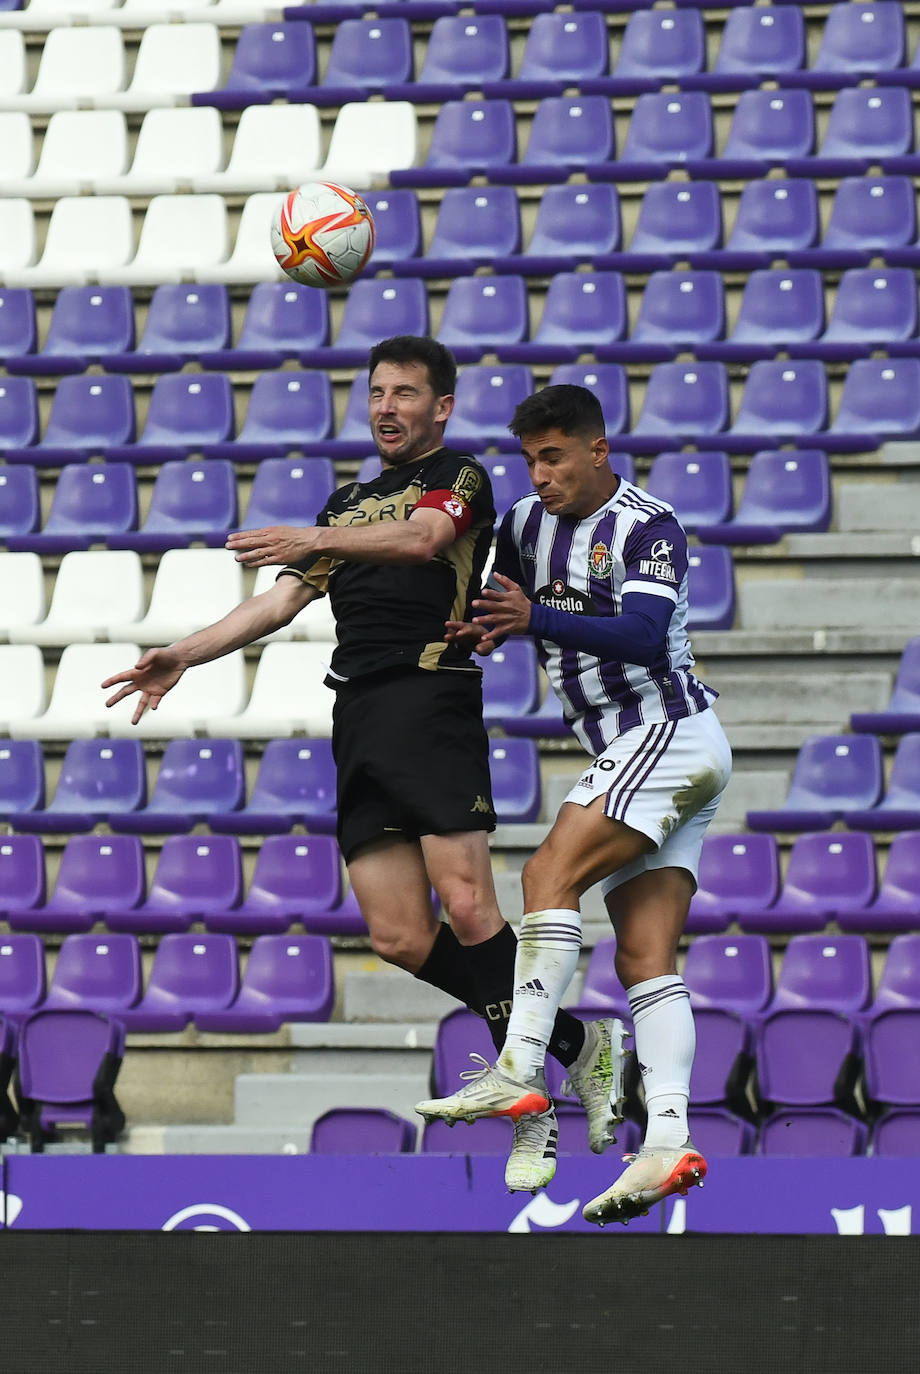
[440,882,502,945]
[368,925,430,973]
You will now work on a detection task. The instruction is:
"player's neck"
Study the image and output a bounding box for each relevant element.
[569,473,621,519]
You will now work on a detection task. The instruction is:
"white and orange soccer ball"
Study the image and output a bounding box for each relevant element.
[271,181,376,288]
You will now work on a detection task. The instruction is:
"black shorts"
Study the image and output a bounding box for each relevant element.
[332,667,497,863]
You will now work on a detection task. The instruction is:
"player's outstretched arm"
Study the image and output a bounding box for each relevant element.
[101,576,318,724]
[226,507,458,569]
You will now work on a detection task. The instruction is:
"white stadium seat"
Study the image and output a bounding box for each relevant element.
[4,197,134,288]
[95,107,224,197]
[192,105,322,196]
[98,0,217,28]
[9,642,140,739]
[105,194,229,286]
[0,113,33,184]
[0,644,45,729]
[0,200,36,277]
[101,23,221,112]
[0,32,27,98]
[322,101,418,189]
[9,551,145,648]
[0,27,126,114]
[252,566,337,643]
[196,192,283,285]
[0,0,121,29]
[1,111,128,200]
[108,548,243,644]
[106,650,248,738]
[208,642,335,738]
[0,553,45,643]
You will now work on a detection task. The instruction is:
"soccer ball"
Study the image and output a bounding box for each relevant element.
[271,181,376,288]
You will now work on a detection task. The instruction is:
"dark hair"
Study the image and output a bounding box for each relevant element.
[509,384,606,441]
[368,335,458,398]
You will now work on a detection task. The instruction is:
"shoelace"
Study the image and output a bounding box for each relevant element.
[458,1052,496,1085]
[513,1109,555,1152]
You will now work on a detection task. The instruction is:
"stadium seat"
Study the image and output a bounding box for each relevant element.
[730,360,827,446]
[789,87,915,178]
[5,285,132,377]
[2,109,127,199]
[603,181,722,272]
[0,285,36,361]
[204,835,342,933]
[10,739,145,833]
[317,100,417,189]
[0,741,44,822]
[631,362,729,448]
[0,932,46,1022]
[0,25,125,114]
[0,198,36,276]
[404,186,521,279]
[0,110,31,185]
[480,641,539,726]
[601,271,724,363]
[797,1,905,88]
[191,191,281,287]
[447,365,534,451]
[197,934,334,1030]
[612,92,712,179]
[8,834,146,933]
[688,1108,756,1157]
[486,10,607,100]
[108,837,243,935]
[209,738,337,835]
[5,373,135,465]
[490,96,615,185]
[699,268,823,363]
[358,190,421,271]
[838,834,920,935]
[602,9,705,91]
[862,936,920,1104]
[301,277,428,368]
[108,654,247,741]
[43,933,142,1015]
[690,88,814,179]
[0,551,44,640]
[118,933,239,1029]
[843,735,920,832]
[792,177,917,270]
[208,642,335,739]
[440,276,529,362]
[3,195,134,289]
[851,638,920,735]
[802,268,919,362]
[698,448,831,544]
[550,364,631,438]
[432,1007,498,1096]
[93,106,223,197]
[478,455,533,524]
[105,284,230,375]
[501,272,625,364]
[700,5,805,89]
[685,547,735,632]
[193,104,322,197]
[830,358,920,442]
[242,457,335,534]
[713,180,819,271]
[690,1007,752,1113]
[0,643,45,731]
[0,467,39,541]
[399,14,508,102]
[110,739,245,835]
[105,22,222,113]
[871,1110,920,1156]
[0,835,46,924]
[739,833,877,935]
[495,183,620,277]
[759,1108,868,1156]
[109,374,234,462]
[192,22,316,109]
[578,938,630,1017]
[8,549,144,647]
[501,687,573,742]
[686,835,780,934]
[106,194,229,287]
[391,100,515,188]
[201,282,326,372]
[291,17,412,105]
[208,370,333,459]
[310,1107,414,1153]
[250,567,337,644]
[108,547,242,645]
[16,1008,125,1153]
[684,933,773,1013]
[110,460,235,552]
[645,451,732,533]
[421,1115,512,1155]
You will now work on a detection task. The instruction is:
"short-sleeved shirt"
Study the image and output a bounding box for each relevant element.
[280,447,495,686]
[493,478,717,754]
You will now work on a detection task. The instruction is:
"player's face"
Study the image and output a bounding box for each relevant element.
[368,361,454,466]
[520,427,612,517]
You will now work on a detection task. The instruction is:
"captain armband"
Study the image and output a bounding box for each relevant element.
[413,489,473,536]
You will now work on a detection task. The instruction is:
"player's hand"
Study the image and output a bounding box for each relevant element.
[444,620,496,657]
[226,525,316,568]
[101,648,186,725]
[472,573,532,649]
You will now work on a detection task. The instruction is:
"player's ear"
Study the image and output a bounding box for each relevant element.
[594,436,610,468]
[435,393,455,425]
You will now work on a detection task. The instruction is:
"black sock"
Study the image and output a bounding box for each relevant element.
[416,923,481,1010]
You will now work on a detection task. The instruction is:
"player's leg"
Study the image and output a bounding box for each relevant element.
[347,835,445,972]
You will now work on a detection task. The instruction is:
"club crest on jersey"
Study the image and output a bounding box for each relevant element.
[590,541,613,578]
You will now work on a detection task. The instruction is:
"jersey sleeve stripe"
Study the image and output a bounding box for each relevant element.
[622,578,678,603]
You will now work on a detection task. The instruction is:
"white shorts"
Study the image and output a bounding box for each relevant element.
[562,708,732,897]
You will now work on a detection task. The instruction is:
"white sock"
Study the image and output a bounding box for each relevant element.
[628,975,695,1149]
[497,908,582,1082]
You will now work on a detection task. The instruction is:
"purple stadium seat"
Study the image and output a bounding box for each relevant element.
[0,836,46,923]
[685,546,736,631]
[490,739,540,823]
[601,181,722,273]
[0,377,39,454]
[501,272,626,365]
[208,370,333,461]
[746,736,884,829]
[865,933,920,1015]
[789,87,914,178]
[794,177,917,270]
[110,739,245,835]
[205,835,342,935]
[684,934,773,1013]
[479,454,533,523]
[608,9,705,91]
[730,360,827,446]
[759,1108,868,1156]
[631,362,729,449]
[555,1103,640,1157]
[0,934,46,1022]
[739,833,877,935]
[359,191,421,271]
[391,100,516,188]
[549,363,630,436]
[111,459,237,551]
[872,1110,920,1156]
[0,288,37,363]
[862,936,920,1105]
[690,1006,752,1111]
[501,687,575,742]
[403,14,508,101]
[43,933,142,1015]
[481,640,539,726]
[645,451,732,534]
[5,287,134,377]
[107,835,243,935]
[698,448,831,545]
[600,271,723,364]
[302,277,429,369]
[311,1107,415,1154]
[614,92,712,179]
[830,358,920,442]
[11,740,146,835]
[688,837,781,936]
[118,934,239,1032]
[9,835,146,935]
[421,1115,513,1155]
[16,1008,125,1152]
[242,457,335,531]
[446,365,534,452]
[691,89,814,179]
[769,935,872,1015]
[297,18,413,104]
[405,186,521,280]
[851,639,920,735]
[805,267,918,361]
[578,939,631,1018]
[210,738,337,836]
[494,184,620,277]
[0,465,40,538]
[490,11,608,100]
[0,1019,17,1137]
[201,283,328,373]
[196,934,334,1030]
[716,180,819,271]
[844,735,920,833]
[432,1007,499,1095]
[0,742,44,823]
[194,22,316,110]
[8,462,137,554]
[108,285,231,375]
[702,5,805,89]
[798,1,905,89]
[6,375,134,467]
[490,96,615,185]
[689,1107,756,1156]
[839,834,920,934]
[700,268,824,363]
[107,373,234,463]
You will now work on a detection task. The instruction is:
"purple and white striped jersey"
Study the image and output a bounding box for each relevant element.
[493,478,718,754]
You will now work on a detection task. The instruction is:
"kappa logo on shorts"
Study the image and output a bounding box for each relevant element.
[470,795,493,815]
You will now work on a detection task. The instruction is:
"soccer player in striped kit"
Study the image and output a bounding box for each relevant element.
[416,384,732,1225]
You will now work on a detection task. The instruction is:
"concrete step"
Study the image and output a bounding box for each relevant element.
[158,1125,315,1155]
[693,629,912,657]
[837,482,920,533]
[342,967,462,1023]
[713,671,890,725]
[288,1022,438,1050]
[233,1070,431,1134]
[739,578,917,632]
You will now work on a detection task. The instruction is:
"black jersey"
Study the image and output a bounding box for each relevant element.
[279,447,495,685]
